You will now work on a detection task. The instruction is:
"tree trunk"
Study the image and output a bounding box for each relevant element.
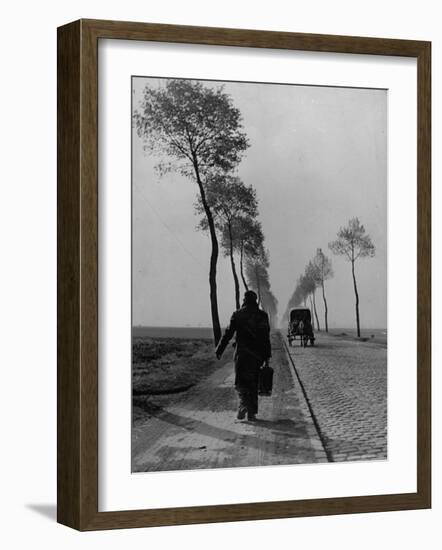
[239,244,249,291]
[228,221,240,310]
[351,259,361,337]
[312,290,320,331]
[255,266,262,305]
[321,280,329,332]
[192,158,221,345]
[309,296,315,330]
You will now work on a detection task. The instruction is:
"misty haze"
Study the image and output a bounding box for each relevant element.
[131,76,387,473]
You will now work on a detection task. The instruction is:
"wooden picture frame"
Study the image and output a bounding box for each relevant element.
[57,18,431,530]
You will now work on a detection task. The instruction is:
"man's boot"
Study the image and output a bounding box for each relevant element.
[237,406,247,420]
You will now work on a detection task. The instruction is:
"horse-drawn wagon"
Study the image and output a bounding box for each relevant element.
[287,308,315,347]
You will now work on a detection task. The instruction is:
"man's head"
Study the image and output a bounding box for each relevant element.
[243,290,258,306]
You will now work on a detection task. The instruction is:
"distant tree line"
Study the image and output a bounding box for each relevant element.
[284,248,333,332]
[284,218,375,337]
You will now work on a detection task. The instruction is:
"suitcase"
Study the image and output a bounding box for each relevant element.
[258,365,274,396]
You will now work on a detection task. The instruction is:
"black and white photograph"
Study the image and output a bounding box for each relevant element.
[131,76,387,473]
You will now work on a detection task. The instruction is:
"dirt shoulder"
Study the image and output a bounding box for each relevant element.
[132,336,231,425]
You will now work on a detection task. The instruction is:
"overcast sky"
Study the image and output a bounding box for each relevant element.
[132,77,387,330]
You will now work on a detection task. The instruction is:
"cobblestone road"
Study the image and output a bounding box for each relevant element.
[284,331,387,462]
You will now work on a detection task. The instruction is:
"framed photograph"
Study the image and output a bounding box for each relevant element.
[57,19,431,530]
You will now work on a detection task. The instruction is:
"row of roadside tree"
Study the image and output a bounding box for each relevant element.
[284,218,375,337]
[135,79,277,344]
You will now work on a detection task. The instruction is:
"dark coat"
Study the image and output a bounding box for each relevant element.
[216,304,272,362]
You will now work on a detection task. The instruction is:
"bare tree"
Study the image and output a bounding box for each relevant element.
[312,248,333,332]
[329,218,375,337]
[135,79,249,344]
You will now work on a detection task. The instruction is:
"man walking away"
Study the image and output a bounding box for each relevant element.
[215,290,272,421]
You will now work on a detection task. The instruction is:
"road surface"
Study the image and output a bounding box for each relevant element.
[132,332,327,472]
[284,331,387,461]
[132,330,387,472]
